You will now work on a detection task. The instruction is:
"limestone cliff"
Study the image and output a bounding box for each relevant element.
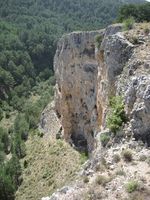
[54,23,150,151]
[42,23,150,200]
[54,30,104,152]
[96,25,133,128]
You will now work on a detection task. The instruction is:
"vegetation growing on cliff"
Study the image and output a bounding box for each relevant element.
[95,35,103,49]
[0,0,148,199]
[106,96,127,134]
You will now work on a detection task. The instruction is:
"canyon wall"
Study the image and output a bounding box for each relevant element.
[96,25,133,128]
[54,24,150,151]
[54,30,104,152]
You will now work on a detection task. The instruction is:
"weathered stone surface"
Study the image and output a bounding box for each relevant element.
[39,101,61,138]
[96,28,133,128]
[45,23,150,200]
[125,76,150,145]
[54,23,150,151]
[54,30,104,152]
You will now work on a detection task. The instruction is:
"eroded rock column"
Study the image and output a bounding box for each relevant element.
[54,31,104,152]
[96,25,134,128]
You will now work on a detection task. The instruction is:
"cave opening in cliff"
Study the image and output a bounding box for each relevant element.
[71,133,88,153]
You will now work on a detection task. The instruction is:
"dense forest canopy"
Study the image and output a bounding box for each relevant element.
[118,2,150,22]
[0,0,146,105]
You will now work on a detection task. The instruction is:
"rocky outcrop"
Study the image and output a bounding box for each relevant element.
[43,23,150,200]
[54,30,104,152]
[39,102,61,138]
[125,76,150,145]
[96,25,133,128]
[54,25,134,151]
[54,23,150,151]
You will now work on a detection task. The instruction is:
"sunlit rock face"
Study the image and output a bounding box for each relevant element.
[96,24,133,129]
[54,23,150,151]
[54,25,133,152]
[54,30,104,152]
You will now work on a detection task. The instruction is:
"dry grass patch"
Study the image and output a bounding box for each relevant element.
[122,149,133,162]
[15,135,82,200]
[95,175,110,187]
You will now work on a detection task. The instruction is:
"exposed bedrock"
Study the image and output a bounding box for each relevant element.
[96,25,133,128]
[54,30,104,152]
[54,23,150,151]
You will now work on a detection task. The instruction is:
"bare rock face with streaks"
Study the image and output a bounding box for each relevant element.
[41,23,150,200]
[54,30,104,152]
[96,25,133,128]
[54,24,134,151]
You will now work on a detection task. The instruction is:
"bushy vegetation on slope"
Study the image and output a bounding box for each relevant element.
[107,96,127,134]
[0,79,54,199]
[0,0,147,199]
[118,2,150,22]
[0,0,146,109]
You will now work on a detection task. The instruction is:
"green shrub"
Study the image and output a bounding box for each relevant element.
[113,154,121,163]
[116,169,126,176]
[80,152,88,165]
[95,175,109,186]
[0,155,22,200]
[24,160,28,169]
[13,136,26,159]
[125,180,139,193]
[5,156,22,188]
[118,3,150,23]
[83,176,89,183]
[0,169,15,200]
[0,108,3,121]
[0,127,10,154]
[139,155,147,162]
[95,35,103,49]
[1,132,10,154]
[37,130,44,138]
[14,114,29,141]
[5,111,10,119]
[128,36,139,45]
[100,132,111,147]
[123,17,135,30]
[106,96,127,134]
[122,149,133,162]
[0,151,5,163]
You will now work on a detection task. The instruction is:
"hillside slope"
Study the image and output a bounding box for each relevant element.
[0,0,146,30]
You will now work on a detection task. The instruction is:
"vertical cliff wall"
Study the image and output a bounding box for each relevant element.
[96,25,134,128]
[54,30,104,152]
[54,24,150,151]
[54,25,133,152]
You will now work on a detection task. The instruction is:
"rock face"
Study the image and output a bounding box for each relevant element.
[39,101,61,138]
[45,23,150,200]
[54,30,104,152]
[54,23,150,151]
[96,25,133,128]
[125,76,150,144]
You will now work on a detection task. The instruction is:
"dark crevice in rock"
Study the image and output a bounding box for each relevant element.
[71,133,88,153]
[134,132,150,147]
